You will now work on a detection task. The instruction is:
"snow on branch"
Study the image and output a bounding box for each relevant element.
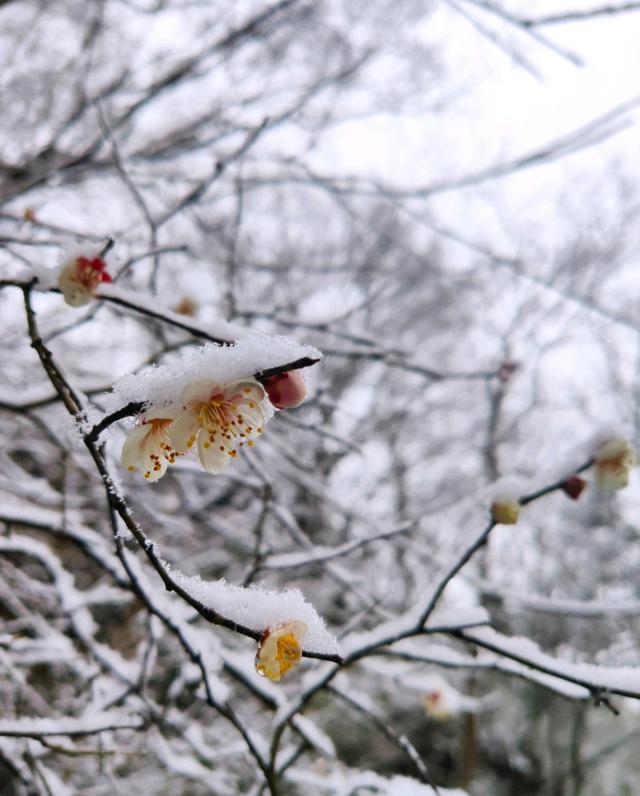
[170,567,342,659]
[288,765,469,795]
[459,627,640,704]
[98,283,248,344]
[0,712,145,737]
[108,332,321,411]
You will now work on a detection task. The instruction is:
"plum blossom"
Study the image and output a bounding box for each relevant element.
[58,254,112,307]
[423,688,456,720]
[263,370,307,409]
[421,676,495,720]
[488,477,525,525]
[593,438,636,490]
[491,498,520,525]
[255,621,307,681]
[121,407,180,482]
[167,379,270,474]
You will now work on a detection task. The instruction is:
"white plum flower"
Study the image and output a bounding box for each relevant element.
[255,621,307,682]
[423,688,456,720]
[121,407,180,482]
[593,438,636,490]
[58,254,112,307]
[422,676,497,720]
[167,379,270,474]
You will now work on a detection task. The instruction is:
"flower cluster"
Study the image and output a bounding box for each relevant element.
[561,437,636,500]
[122,379,270,481]
[58,254,112,307]
[489,437,636,522]
[254,620,307,681]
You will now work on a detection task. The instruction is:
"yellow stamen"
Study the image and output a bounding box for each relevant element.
[275,633,301,675]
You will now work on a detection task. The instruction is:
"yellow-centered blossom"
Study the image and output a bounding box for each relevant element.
[121,407,179,482]
[167,379,269,474]
[255,621,307,682]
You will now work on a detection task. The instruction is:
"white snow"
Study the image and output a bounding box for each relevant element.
[0,711,144,736]
[342,604,489,658]
[107,331,322,410]
[169,568,341,656]
[120,548,231,704]
[363,639,591,701]
[465,627,640,697]
[287,765,468,796]
[486,476,529,503]
[290,714,336,757]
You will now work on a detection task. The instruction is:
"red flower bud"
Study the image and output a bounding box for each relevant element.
[264,370,307,409]
[562,475,587,501]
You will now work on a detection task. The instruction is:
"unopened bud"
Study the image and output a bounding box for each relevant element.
[498,360,518,383]
[491,498,520,525]
[264,370,307,409]
[174,297,198,316]
[561,475,587,501]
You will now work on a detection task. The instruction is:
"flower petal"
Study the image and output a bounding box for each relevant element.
[121,424,152,472]
[181,379,218,406]
[167,410,199,454]
[59,265,92,307]
[121,422,170,483]
[226,381,266,402]
[197,432,233,474]
[254,621,307,681]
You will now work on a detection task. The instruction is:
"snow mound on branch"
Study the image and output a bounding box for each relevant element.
[108,332,321,409]
[288,766,468,795]
[171,569,341,656]
[0,711,144,736]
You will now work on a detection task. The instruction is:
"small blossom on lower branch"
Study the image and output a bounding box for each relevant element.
[255,621,307,681]
[121,407,180,482]
[593,438,636,490]
[489,477,525,525]
[58,254,112,307]
[491,498,520,525]
[263,370,307,409]
[167,379,270,474]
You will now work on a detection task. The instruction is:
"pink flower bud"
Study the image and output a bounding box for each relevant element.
[264,370,307,409]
